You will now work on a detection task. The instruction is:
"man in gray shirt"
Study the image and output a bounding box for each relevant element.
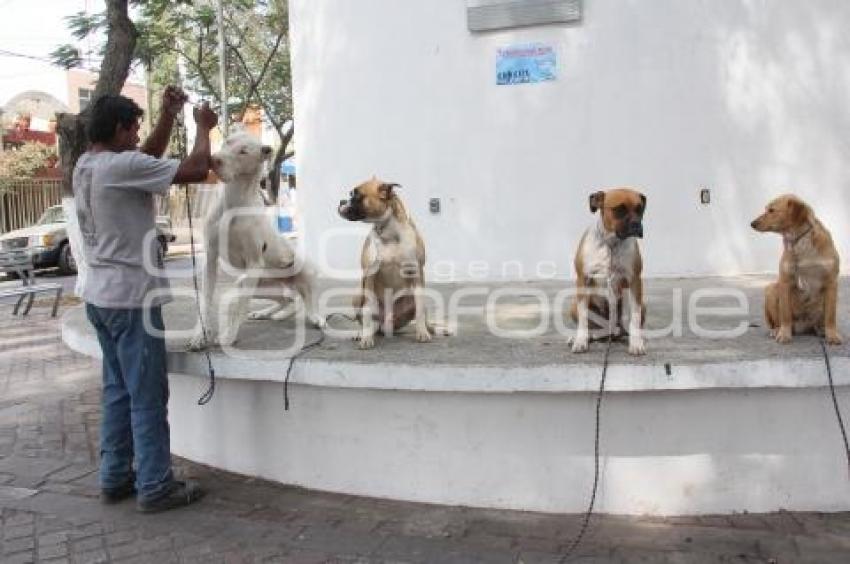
[74,87,217,513]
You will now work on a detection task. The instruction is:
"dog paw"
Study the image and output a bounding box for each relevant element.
[309,314,327,329]
[416,328,433,343]
[270,308,295,321]
[429,323,454,337]
[826,331,844,346]
[570,336,589,354]
[628,338,647,356]
[768,328,778,339]
[357,334,375,350]
[774,329,792,344]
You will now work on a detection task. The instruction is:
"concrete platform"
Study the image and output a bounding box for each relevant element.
[62,275,850,516]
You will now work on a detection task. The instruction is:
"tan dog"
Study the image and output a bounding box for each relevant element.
[338,178,436,349]
[570,188,647,355]
[751,194,842,345]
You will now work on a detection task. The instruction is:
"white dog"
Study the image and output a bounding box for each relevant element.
[188,132,323,350]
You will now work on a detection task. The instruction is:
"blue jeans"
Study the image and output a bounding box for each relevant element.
[85,304,173,502]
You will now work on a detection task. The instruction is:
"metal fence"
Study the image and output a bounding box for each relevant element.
[166,184,219,227]
[0,179,63,234]
[0,180,219,235]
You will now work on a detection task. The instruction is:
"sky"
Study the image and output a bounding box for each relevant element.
[0,0,107,107]
[0,0,275,146]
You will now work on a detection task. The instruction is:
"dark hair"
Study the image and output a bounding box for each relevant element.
[86,94,144,144]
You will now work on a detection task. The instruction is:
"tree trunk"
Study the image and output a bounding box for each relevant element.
[57,0,137,197]
[56,114,88,199]
[267,124,294,204]
[268,146,286,204]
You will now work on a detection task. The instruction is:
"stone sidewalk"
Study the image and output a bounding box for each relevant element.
[2,305,850,563]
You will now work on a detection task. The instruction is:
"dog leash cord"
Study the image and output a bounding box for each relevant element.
[820,338,850,477]
[186,188,216,405]
[559,332,612,563]
[284,330,326,410]
[283,314,361,410]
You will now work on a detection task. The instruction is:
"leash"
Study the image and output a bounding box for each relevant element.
[819,337,850,476]
[186,188,216,405]
[283,312,359,410]
[283,329,324,411]
[559,330,613,562]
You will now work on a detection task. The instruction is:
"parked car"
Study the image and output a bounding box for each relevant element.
[0,205,175,276]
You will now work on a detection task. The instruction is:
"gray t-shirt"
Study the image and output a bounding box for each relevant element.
[73,150,180,308]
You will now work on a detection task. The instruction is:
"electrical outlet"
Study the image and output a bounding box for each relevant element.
[429,198,441,214]
[700,188,711,205]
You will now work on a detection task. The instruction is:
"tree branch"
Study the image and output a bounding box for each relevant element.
[227,29,285,120]
[172,44,219,101]
[228,42,277,129]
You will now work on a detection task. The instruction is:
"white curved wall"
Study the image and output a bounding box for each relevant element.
[167,373,850,516]
[291,0,850,280]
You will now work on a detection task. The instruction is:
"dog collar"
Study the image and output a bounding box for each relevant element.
[372,209,394,238]
[784,223,814,251]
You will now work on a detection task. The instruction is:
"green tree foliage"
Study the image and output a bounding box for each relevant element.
[53,0,294,200]
[0,142,58,190]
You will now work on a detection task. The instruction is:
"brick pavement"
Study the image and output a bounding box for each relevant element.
[1,302,850,563]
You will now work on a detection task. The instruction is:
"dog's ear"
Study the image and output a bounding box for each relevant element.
[788,198,811,226]
[379,183,400,200]
[589,191,605,213]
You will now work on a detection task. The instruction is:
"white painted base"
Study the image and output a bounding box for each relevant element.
[168,371,850,516]
[64,306,850,515]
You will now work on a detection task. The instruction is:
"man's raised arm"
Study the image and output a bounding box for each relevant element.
[140,85,187,158]
[172,102,219,184]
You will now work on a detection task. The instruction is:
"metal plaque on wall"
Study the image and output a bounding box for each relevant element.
[467,0,581,32]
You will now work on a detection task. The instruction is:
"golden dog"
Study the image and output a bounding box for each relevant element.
[751,194,842,345]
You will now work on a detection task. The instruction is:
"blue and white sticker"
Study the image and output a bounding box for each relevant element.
[496,43,557,86]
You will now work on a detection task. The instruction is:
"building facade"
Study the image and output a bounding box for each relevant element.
[291,0,850,280]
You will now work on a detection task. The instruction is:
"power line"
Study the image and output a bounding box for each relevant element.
[0,48,52,63]
[0,48,103,73]
[0,70,59,79]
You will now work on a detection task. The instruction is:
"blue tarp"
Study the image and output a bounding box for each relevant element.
[280,159,295,175]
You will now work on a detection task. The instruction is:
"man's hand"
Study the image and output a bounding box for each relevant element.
[173,102,218,184]
[193,102,219,131]
[141,85,188,157]
[160,85,188,119]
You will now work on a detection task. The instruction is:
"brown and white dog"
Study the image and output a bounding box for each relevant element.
[751,194,842,345]
[338,178,437,349]
[570,188,647,355]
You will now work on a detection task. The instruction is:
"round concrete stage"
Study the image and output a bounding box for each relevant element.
[62,276,850,516]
